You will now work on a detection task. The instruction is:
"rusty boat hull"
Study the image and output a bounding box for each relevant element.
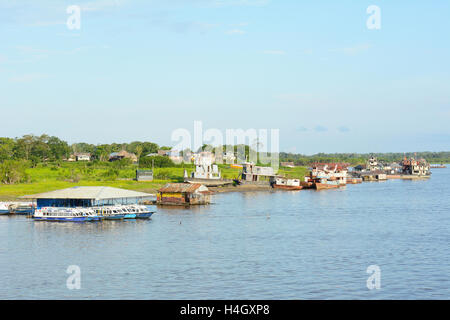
[314,182,341,190]
[272,184,303,191]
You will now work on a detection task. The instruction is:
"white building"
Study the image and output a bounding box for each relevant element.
[70,153,91,161]
[222,151,236,164]
[241,162,275,182]
[190,152,221,180]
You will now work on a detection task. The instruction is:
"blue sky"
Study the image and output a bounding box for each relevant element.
[0,0,449,154]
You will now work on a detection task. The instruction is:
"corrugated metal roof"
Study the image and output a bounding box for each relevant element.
[157,183,203,193]
[21,186,153,200]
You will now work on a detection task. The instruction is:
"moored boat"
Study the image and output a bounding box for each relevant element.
[430,164,446,168]
[122,205,154,219]
[32,207,100,222]
[93,206,125,220]
[303,163,347,190]
[123,212,137,219]
[346,177,363,184]
[8,202,35,215]
[314,180,341,190]
[271,177,303,190]
[0,202,11,215]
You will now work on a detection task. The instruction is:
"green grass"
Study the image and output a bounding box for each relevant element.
[0,162,308,200]
[278,166,309,180]
[0,180,170,200]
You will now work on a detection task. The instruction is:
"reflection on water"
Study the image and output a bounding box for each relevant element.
[1,168,449,299]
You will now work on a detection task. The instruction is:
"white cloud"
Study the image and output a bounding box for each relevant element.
[170,21,219,34]
[212,0,269,7]
[330,43,371,56]
[81,0,125,12]
[9,73,49,83]
[230,22,249,27]
[225,29,246,35]
[263,50,286,55]
[27,20,65,27]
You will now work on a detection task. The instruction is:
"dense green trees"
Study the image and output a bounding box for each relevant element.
[0,160,29,184]
[139,156,175,168]
[1,135,70,163]
[0,135,165,163]
[0,138,15,162]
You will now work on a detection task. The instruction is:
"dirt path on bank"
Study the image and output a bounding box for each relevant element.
[209,184,273,193]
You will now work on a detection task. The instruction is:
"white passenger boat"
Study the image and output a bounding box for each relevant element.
[93,206,126,220]
[122,204,154,219]
[33,207,100,222]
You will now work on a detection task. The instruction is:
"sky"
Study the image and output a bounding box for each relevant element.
[0,0,449,154]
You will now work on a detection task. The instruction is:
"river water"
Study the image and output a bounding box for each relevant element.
[1,168,449,299]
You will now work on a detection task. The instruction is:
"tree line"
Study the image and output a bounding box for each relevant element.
[0,134,171,164]
[279,152,450,166]
[1,134,449,174]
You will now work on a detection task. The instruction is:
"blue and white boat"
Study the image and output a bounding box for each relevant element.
[122,205,154,219]
[93,206,125,220]
[32,207,100,222]
[0,202,10,215]
[8,202,35,215]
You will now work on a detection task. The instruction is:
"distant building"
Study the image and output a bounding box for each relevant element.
[222,151,236,164]
[367,156,381,171]
[353,164,366,172]
[360,170,387,181]
[190,152,221,180]
[157,149,170,156]
[168,150,183,164]
[280,161,295,168]
[136,170,153,181]
[241,162,276,182]
[401,157,430,176]
[157,183,212,205]
[385,162,402,174]
[146,153,159,157]
[68,153,91,162]
[75,153,91,161]
[109,150,138,163]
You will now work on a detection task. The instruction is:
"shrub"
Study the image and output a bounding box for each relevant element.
[153,169,171,180]
[139,156,175,168]
[101,168,119,181]
[0,160,30,184]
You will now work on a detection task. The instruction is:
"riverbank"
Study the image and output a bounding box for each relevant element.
[210,184,273,193]
[0,180,276,200]
[0,162,308,200]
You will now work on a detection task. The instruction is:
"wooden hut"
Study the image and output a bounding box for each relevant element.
[157,183,212,205]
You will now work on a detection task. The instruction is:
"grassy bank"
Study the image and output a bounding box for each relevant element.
[0,162,308,200]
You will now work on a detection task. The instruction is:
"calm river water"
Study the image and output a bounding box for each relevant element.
[1,168,449,299]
